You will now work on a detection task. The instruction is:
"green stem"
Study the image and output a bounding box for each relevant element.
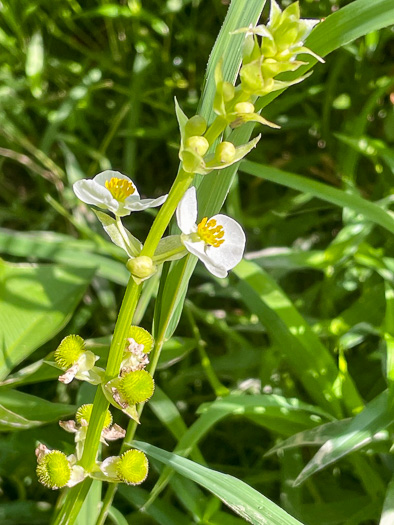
[51,479,93,525]
[140,168,194,258]
[204,116,227,145]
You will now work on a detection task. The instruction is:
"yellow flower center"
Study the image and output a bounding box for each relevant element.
[54,335,85,369]
[105,177,135,202]
[36,450,71,489]
[197,217,225,247]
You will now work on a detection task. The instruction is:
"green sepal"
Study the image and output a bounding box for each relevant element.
[153,235,187,264]
[229,111,280,130]
[203,135,261,172]
[93,210,142,257]
[174,97,188,145]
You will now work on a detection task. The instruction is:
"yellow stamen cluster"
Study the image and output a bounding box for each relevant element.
[116,449,149,485]
[54,335,85,369]
[105,177,135,202]
[76,404,112,429]
[128,326,154,354]
[118,370,155,406]
[36,450,71,490]
[197,217,225,247]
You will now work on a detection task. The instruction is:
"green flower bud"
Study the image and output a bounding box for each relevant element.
[215,142,236,164]
[76,404,113,429]
[234,102,255,114]
[36,450,71,490]
[116,449,149,485]
[184,136,209,157]
[54,335,85,370]
[222,81,235,102]
[118,369,155,405]
[127,256,156,280]
[184,115,207,137]
[128,326,154,354]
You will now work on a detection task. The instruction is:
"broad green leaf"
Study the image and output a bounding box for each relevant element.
[240,161,394,236]
[0,228,129,285]
[294,390,393,486]
[132,440,303,525]
[0,389,74,431]
[0,260,95,380]
[233,259,362,416]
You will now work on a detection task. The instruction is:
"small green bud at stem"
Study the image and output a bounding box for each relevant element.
[184,136,209,156]
[127,256,156,280]
[215,141,236,163]
[222,81,235,102]
[185,115,207,136]
[235,102,255,114]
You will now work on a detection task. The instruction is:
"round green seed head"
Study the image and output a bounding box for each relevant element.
[36,450,71,490]
[185,136,209,157]
[215,141,236,163]
[76,404,112,429]
[54,335,85,369]
[118,370,155,405]
[185,115,207,137]
[116,449,148,485]
[128,326,154,354]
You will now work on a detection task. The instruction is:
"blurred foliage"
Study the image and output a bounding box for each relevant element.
[0,0,394,524]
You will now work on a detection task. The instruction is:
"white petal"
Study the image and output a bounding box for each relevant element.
[183,238,227,277]
[67,465,86,487]
[77,351,97,372]
[99,457,120,480]
[93,170,133,186]
[176,187,198,234]
[125,194,168,211]
[205,214,245,271]
[73,179,119,213]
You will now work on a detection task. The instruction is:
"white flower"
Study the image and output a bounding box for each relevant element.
[176,187,246,278]
[73,170,167,217]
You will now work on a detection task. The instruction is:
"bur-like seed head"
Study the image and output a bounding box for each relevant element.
[36,450,71,490]
[116,449,149,485]
[128,326,154,354]
[54,335,85,369]
[118,370,155,405]
[76,404,113,429]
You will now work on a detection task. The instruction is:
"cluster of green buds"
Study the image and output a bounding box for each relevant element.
[176,99,261,176]
[236,0,323,97]
[36,328,155,490]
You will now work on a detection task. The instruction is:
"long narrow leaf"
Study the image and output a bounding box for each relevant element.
[133,440,303,525]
